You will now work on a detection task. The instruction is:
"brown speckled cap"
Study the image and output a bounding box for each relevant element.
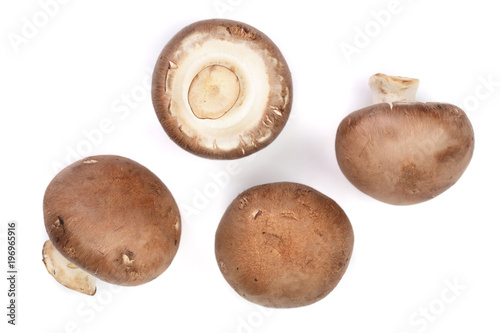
[43,155,181,286]
[335,74,475,205]
[215,182,354,308]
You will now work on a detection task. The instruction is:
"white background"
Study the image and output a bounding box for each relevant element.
[1,0,499,332]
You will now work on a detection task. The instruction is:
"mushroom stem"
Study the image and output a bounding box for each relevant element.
[188,65,241,120]
[42,240,96,295]
[369,73,420,105]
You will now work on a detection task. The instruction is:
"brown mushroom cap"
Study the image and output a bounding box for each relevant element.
[43,155,181,286]
[152,19,293,159]
[335,74,474,205]
[215,182,354,308]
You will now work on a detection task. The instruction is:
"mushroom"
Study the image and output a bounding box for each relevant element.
[335,73,474,205]
[152,19,293,159]
[215,182,354,308]
[42,155,181,294]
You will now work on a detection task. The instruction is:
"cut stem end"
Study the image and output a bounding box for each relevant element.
[369,73,420,105]
[42,240,96,296]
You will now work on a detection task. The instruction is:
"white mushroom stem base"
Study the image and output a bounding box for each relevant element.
[42,240,96,296]
[368,73,420,105]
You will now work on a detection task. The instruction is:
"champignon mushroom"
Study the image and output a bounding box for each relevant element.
[152,19,293,159]
[335,73,474,205]
[42,155,181,294]
[215,182,354,308]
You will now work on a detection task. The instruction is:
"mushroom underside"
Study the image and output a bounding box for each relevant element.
[152,19,292,159]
